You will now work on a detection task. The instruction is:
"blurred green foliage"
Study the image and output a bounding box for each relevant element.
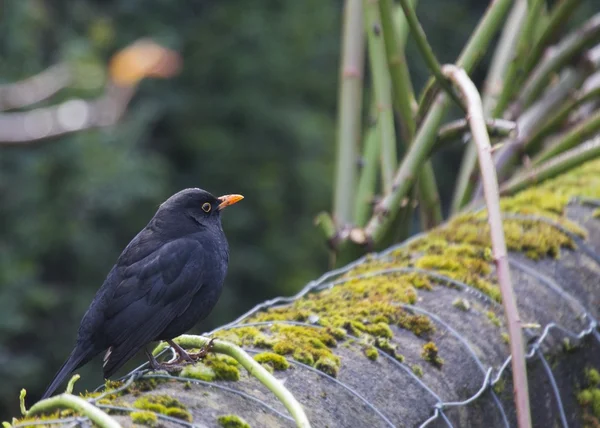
[0,0,595,419]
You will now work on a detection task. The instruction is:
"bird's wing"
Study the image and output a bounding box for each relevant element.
[102,238,205,367]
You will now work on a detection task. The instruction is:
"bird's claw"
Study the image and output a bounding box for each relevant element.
[186,338,215,360]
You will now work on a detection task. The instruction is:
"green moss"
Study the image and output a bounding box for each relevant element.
[165,408,193,422]
[593,208,600,218]
[421,342,443,368]
[364,346,378,360]
[130,411,157,426]
[501,333,510,344]
[452,298,470,311]
[210,160,600,384]
[364,322,393,338]
[588,369,600,387]
[181,362,216,382]
[209,359,240,381]
[217,414,251,428]
[315,356,340,377]
[493,379,505,394]
[133,394,191,422]
[486,311,502,327]
[253,352,290,371]
[577,366,600,425]
[411,365,423,377]
[292,349,314,365]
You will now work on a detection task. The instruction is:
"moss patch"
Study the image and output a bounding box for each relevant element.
[412,364,423,377]
[214,159,600,381]
[578,367,600,426]
[253,352,290,371]
[131,410,158,426]
[133,394,192,422]
[217,414,251,428]
[486,311,502,327]
[421,342,443,368]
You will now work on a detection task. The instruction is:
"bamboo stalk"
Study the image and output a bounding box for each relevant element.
[354,125,380,226]
[378,0,416,140]
[451,0,528,213]
[493,0,544,119]
[361,0,513,244]
[525,84,600,154]
[397,0,465,112]
[378,0,441,229]
[437,118,516,144]
[480,67,590,197]
[532,109,600,164]
[333,0,365,226]
[501,135,600,195]
[442,64,532,428]
[364,0,397,194]
[513,13,600,114]
[523,0,582,77]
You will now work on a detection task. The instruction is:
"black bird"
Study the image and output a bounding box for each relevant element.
[42,188,243,398]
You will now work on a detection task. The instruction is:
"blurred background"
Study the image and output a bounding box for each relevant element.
[0,0,594,418]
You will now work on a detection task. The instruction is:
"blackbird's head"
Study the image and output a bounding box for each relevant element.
[159,188,243,230]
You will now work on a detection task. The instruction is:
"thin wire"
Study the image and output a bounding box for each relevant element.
[400,305,509,427]
[508,258,598,325]
[141,374,294,423]
[214,320,443,403]
[77,205,598,427]
[89,371,142,403]
[537,350,569,428]
[419,409,441,428]
[95,404,196,427]
[242,349,396,428]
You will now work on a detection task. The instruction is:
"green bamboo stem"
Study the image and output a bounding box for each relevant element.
[397,0,465,112]
[354,124,380,226]
[364,0,397,194]
[333,0,364,226]
[392,0,415,49]
[476,67,591,200]
[513,13,600,114]
[154,335,311,428]
[437,118,516,144]
[26,395,121,428]
[532,1,549,43]
[443,64,532,428]
[525,84,600,154]
[378,0,441,229]
[501,135,600,195]
[523,0,583,78]
[493,0,544,119]
[362,0,513,244]
[532,109,600,164]
[378,0,416,140]
[314,212,339,249]
[451,0,528,213]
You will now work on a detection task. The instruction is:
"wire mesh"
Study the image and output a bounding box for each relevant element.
[18,203,600,427]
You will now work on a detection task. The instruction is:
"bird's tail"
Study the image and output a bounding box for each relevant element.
[42,346,97,399]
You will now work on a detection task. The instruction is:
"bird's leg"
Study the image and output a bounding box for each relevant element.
[145,348,163,370]
[167,340,195,363]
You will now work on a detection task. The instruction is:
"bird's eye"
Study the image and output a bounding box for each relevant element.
[202,202,212,213]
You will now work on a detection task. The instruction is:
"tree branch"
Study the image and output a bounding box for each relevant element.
[442,64,531,428]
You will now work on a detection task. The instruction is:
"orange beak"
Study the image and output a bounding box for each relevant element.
[217,194,244,210]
